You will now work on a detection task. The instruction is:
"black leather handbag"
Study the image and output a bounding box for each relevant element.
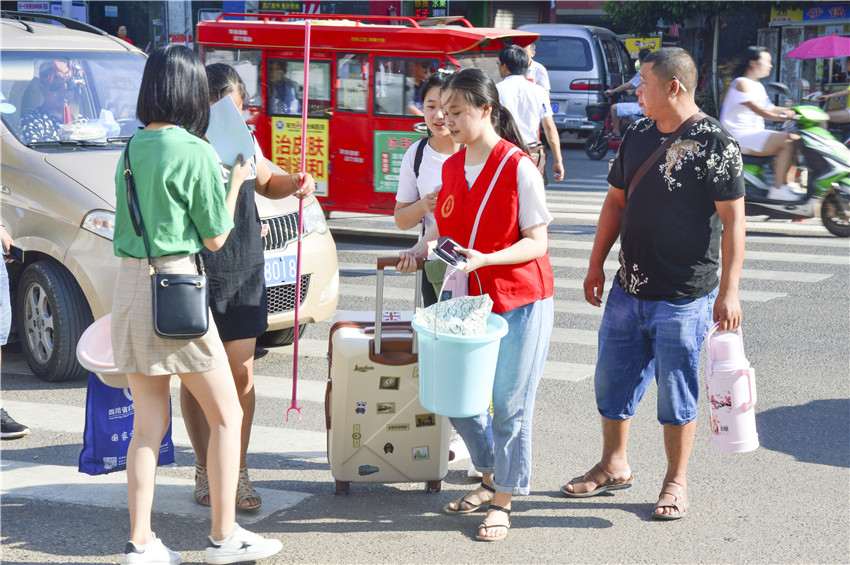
[123,140,209,340]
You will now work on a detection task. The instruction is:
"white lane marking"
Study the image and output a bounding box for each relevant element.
[742,250,849,265]
[545,257,833,282]
[745,235,850,248]
[3,399,327,459]
[0,460,311,524]
[170,375,328,404]
[543,361,595,382]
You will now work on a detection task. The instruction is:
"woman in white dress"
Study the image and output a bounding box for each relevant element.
[720,46,799,201]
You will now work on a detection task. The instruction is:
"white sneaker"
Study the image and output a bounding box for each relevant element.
[467,463,483,478]
[449,429,470,462]
[122,536,181,565]
[767,185,800,201]
[205,525,283,564]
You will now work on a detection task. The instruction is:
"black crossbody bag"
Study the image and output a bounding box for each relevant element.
[123,140,209,340]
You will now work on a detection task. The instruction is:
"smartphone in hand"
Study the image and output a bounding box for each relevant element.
[4,245,23,263]
[434,236,467,269]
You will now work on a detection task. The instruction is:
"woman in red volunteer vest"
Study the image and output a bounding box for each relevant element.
[398,67,554,541]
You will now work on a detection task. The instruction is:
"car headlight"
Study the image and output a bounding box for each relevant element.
[320,270,339,304]
[81,210,115,240]
[302,201,328,235]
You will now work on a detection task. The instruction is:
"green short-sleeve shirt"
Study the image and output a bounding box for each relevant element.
[113,127,234,258]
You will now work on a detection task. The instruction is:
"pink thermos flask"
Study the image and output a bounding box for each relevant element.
[704,322,759,453]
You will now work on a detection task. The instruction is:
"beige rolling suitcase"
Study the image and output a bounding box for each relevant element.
[325,257,450,494]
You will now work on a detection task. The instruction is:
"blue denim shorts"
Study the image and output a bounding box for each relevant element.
[594,280,717,425]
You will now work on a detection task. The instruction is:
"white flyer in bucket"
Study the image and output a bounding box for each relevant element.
[414,295,493,336]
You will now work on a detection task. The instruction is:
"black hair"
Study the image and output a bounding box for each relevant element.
[136,45,210,138]
[441,67,526,153]
[643,47,697,93]
[206,62,248,104]
[418,70,451,109]
[638,48,651,63]
[732,46,769,78]
[498,45,529,76]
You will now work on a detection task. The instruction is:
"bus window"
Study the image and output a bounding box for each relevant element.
[452,53,501,84]
[336,54,368,113]
[268,59,332,117]
[203,48,262,107]
[374,58,437,117]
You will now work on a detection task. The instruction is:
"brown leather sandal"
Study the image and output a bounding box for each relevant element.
[443,483,495,514]
[651,483,688,520]
[561,463,634,498]
[475,504,511,542]
[193,463,210,507]
[236,466,262,511]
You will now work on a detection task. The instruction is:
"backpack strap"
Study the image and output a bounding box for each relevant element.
[413,136,428,179]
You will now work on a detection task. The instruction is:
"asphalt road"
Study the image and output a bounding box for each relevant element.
[2,144,848,564]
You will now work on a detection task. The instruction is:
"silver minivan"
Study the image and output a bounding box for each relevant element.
[519,24,633,137]
[1,12,339,383]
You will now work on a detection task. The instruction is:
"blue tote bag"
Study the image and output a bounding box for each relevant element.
[78,373,175,475]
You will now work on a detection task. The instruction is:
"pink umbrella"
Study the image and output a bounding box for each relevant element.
[786,34,850,60]
[287,20,311,423]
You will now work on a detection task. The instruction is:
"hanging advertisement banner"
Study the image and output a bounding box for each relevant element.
[373,131,426,193]
[271,117,330,197]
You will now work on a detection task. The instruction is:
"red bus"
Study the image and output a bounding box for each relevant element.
[196,13,537,215]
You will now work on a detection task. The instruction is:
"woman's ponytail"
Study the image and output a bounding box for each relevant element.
[495,105,527,154]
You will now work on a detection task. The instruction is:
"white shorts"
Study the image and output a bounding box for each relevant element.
[736,129,776,154]
[614,102,643,117]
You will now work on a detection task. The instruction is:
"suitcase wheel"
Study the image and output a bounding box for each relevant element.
[425,480,442,493]
[334,480,350,495]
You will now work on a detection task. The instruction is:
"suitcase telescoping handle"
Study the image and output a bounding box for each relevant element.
[375,256,423,355]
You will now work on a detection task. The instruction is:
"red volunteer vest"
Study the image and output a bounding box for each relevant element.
[436,139,554,314]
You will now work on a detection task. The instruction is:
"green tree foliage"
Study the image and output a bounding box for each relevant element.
[602,1,809,36]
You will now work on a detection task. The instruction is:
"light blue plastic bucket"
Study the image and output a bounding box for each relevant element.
[411,313,509,418]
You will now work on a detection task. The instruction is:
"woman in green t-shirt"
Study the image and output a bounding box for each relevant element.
[112,45,282,563]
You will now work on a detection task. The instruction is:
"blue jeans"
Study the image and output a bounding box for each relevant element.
[594,281,717,426]
[450,297,553,495]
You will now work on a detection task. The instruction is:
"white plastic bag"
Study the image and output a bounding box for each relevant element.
[414,294,493,336]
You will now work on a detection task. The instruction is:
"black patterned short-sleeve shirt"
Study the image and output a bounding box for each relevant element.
[21,108,62,144]
[607,116,745,301]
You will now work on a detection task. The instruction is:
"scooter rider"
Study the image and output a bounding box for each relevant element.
[604,48,652,138]
[720,46,800,201]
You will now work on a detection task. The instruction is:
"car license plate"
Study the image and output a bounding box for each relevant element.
[550,102,559,112]
[264,254,297,286]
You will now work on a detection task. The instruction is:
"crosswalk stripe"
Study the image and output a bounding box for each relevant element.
[170,375,328,405]
[745,234,850,248]
[1,460,311,524]
[547,202,606,212]
[550,211,605,221]
[544,257,834,282]
[345,243,846,268]
[551,279,787,302]
[339,277,786,304]
[743,250,849,265]
[543,361,595,382]
[339,259,830,285]
[2,399,327,459]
